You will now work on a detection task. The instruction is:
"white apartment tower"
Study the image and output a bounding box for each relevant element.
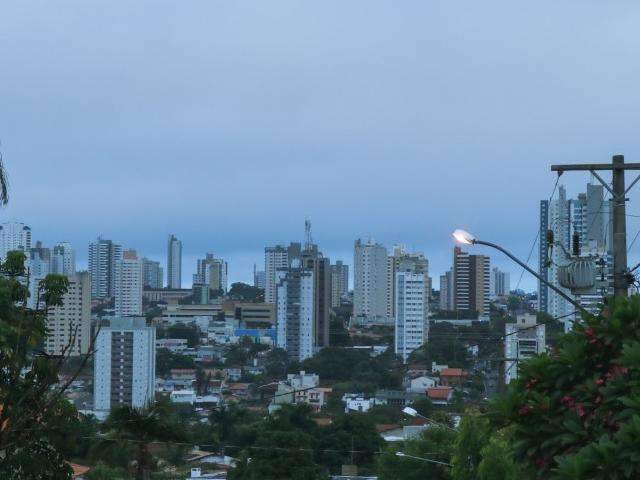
[276,262,315,362]
[93,317,156,411]
[265,243,301,303]
[504,313,546,384]
[394,271,427,363]
[51,242,76,276]
[114,250,144,316]
[45,271,91,356]
[167,234,182,289]
[0,222,31,260]
[490,267,510,299]
[88,237,123,300]
[27,241,50,309]
[353,239,389,325]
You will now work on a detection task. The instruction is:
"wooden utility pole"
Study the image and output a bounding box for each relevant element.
[551,155,640,297]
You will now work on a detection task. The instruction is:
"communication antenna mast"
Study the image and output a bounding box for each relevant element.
[304,218,313,250]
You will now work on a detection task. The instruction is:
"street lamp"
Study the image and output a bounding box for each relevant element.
[402,407,456,431]
[452,229,588,315]
[395,451,452,467]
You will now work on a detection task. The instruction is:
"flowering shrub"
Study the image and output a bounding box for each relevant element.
[491,296,640,479]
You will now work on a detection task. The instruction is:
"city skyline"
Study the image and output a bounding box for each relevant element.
[4,3,640,293]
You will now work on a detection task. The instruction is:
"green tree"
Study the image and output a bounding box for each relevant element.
[228,282,264,302]
[476,429,523,480]
[450,409,490,480]
[228,405,323,480]
[165,322,200,347]
[0,250,84,478]
[99,401,186,480]
[490,296,640,479]
[155,349,196,376]
[86,462,128,480]
[377,426,456,480]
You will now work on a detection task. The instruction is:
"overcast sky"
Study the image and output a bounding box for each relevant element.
[2,1,640,290]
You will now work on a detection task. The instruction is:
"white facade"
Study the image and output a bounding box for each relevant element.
[490,267,510,299]
[45,271,91,356]
[26,243,50,309]
[94,317,156,411]
[115,250,143,316]
[0,221,31,260]
[353,238,389,324]
[276,267,315,362]
[408,375,438,393]
[342,394,377,413]
[394,271,426,363]
[265,245,290,303]
[51,241,76,276]
[88,237,123,299]
[167,234,182,289]
[504,313,546,384]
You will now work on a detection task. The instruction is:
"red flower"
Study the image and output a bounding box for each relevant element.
[596,378,605,386]
[576,404,586,417]
[518,405,532,416]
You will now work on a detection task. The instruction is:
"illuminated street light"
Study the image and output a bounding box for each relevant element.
[452,229,587,315]
[395,451,452,467]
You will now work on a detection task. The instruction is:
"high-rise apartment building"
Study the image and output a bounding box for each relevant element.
[193,254,228,293]
[114,250,143,317]
[386,245,429,319]
[265,243,301,303]
[0,222,31,261]
[51,242,76,276]
[45,271,91,356]
[93,317,156,412]
[27,241,51,309]
[453,247,490,319]
[539,184,612,325]
[490,267,510,299]
[167,234,182,289]
[330,260,349,307]
[276,261,315,362]
[142,258,163,289]
[253,265,266,290]
[504,313,546,384]
[301,245,331,349]
[439,269,454,311]
[394,271,427,363]
[88,237,123,300]
[353,239,389,325]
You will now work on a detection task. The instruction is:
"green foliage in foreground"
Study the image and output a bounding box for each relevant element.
[491,296,640,479]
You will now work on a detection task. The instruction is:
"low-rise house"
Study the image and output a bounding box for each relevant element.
[377,419,430,442]
[226,383,251,398]
[156,338,189,353]
[171,369,197,381]
[427,386,453,405]
[170,389,197,404]
[224,368,242,382]
[407,375,438,393]
[342,394,378,413]
[374,389,423,408]
[268,371,330,413]
[439,368,467,387]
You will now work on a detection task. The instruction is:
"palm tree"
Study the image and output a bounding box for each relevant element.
[0,147,9,205]
[101,401,185,480]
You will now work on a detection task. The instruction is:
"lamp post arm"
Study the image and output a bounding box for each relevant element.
[397,453,452,467]
[473,239,588,316]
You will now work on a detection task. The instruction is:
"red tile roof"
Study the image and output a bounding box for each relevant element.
[427,386,453,400]
[440,368,466,377]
